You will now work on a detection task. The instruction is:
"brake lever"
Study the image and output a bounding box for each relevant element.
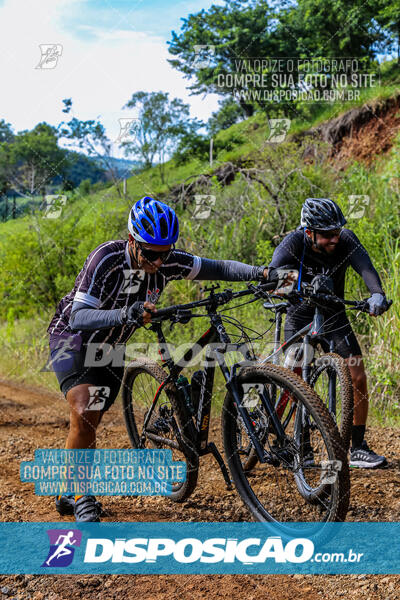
[249,282,270,299]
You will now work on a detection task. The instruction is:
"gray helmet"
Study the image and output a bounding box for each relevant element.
[300,198,347,230]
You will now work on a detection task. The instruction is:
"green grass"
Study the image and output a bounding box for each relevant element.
[1,61,400,426]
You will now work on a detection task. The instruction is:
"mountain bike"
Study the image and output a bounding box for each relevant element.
[260,274,392,452]
[121,282,350,531]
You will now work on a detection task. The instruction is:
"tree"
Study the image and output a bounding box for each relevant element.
[8,123,68,199]
[207,97,246,136]
[376,0,400,63]
[0,122,15,209]
[121,91,201,182]
[0,120,14,143]
[167,0,276,117]
[276,0,386,59]
[172,131,210,165]
[59,99,124,197]
[0,123,14,198]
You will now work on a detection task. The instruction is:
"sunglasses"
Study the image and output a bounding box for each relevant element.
[315,228,342,239]
[136,241,174,263]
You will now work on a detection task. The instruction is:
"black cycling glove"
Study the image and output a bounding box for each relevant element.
[120,302,146,326]
[367,293,388,316]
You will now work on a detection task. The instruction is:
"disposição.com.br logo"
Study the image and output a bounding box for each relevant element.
[41,529,82,567]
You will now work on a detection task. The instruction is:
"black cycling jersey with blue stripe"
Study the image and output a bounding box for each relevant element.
[268,227,384,318]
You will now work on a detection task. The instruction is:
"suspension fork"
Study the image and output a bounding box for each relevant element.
[141,323,177,439]
[272,309,287,418]
[208,313,274,462]
[308,308,337,415]
[273,309,283,364]
[220,353,286,462]
[273,308,302,420]
[196,345,216,449]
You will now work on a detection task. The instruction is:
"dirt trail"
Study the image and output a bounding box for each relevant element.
[0,379,399,599]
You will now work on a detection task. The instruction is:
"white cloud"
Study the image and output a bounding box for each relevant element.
[0,0,221,156]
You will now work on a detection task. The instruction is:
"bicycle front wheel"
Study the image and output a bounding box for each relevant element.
[222,364,350,531]
[122,358,199,502]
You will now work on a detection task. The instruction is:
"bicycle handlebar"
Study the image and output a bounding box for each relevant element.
[147,279,392,325]
[149,281,277,323]
[306,292,393,313]
[261,288,393,315]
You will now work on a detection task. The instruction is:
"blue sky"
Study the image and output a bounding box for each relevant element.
[0,0,224,156]
[62,0,219,40]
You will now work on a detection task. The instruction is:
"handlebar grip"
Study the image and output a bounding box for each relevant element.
[149,306,176,320]
[149,306,194,323]
[258,281,279,292]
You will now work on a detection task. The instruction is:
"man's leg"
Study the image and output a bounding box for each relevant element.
[345,355,387,468]
[62,384,104,520]
[66,383,103,449]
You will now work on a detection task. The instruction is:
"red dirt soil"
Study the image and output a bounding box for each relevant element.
[0,379,399,599]
[332,100,400,167]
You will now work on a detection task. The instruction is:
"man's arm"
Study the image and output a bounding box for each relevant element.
[193,258,267,281]
[163,249,267,282]
[69,301,153,331]
[267,235,301,282]
[69,302,125,331]
[345,230,384,295]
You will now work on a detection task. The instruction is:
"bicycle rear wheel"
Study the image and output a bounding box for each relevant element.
[310,353,353,451]
[222,364,350,533]
[122,358,199,502]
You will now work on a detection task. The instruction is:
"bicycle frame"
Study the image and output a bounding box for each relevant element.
[147,311,287,466]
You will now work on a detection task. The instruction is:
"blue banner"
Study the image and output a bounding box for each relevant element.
[0,523,399,574]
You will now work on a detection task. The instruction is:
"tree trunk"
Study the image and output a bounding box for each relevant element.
[30,166,35,195]
[238,98,254,117]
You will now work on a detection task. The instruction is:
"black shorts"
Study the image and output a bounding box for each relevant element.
[284,309,362,359]
[49,340,125,412]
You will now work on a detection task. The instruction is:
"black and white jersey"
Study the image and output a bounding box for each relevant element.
[47,240,201,348]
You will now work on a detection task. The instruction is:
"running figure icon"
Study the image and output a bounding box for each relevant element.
[45,531,77,566]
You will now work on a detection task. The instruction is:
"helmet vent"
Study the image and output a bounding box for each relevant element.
[159,215,168,238]
[142,216,155,237]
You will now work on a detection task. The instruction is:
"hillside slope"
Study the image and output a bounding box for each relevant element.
[0,88,399,423]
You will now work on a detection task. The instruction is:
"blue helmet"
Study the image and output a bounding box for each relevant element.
[128,197,179,245]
